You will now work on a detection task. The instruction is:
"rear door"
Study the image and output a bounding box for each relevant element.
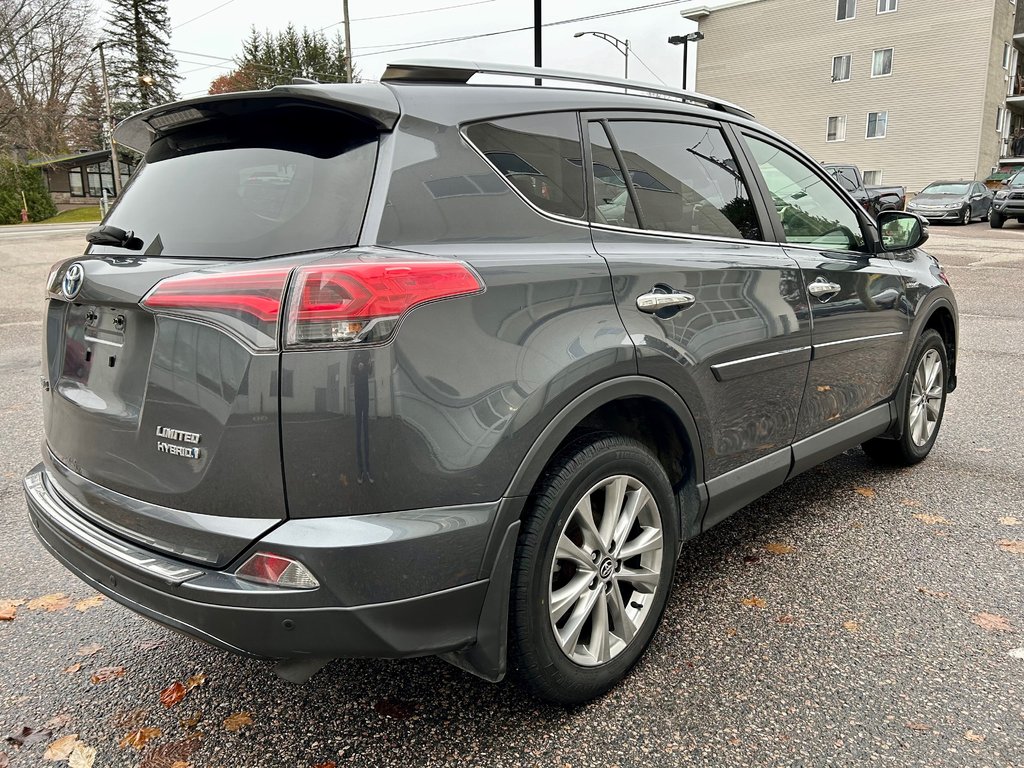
[737,131,909,440]
[586,114,811,491]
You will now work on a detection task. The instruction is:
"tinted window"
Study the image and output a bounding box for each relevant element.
[599,120,762,241]
[745,136,865,251]
[588,122,639,229]
[100,106,377,258]
[465,113,586,220]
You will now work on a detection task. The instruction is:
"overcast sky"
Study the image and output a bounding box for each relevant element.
[110,0,701,97]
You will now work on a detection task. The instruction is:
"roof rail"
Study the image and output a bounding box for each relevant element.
[381,59,754,120]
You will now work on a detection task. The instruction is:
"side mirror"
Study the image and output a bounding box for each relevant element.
[877,211,928,252]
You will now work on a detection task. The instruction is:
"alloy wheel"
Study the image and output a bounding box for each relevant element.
[961,206,971,225]
[547,475,665,666]
[909,348,943,446]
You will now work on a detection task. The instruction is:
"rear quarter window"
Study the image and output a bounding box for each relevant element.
[464,113,587,221]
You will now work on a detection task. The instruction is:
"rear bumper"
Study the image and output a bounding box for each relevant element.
[24,465,492,660]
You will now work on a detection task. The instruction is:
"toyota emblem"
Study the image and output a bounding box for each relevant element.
[62,263,84,300]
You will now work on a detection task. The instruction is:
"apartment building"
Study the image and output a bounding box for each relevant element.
[681,0,1018,192]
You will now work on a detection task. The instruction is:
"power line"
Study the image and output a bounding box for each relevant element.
[627,49,668,86]
[318,0,497,31]
[172,0,238,30]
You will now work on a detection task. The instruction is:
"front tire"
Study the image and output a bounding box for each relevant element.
[959,205,971,225]
[862,329,948,466]
[509,434,678,705]
[990,211,1005,229]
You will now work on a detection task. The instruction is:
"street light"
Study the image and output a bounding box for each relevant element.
[573,31,630,79]
[668,31,704,90]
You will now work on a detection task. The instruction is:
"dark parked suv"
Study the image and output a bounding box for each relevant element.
[24,61,957,705]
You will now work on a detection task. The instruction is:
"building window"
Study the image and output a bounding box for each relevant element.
[826,115,847,142]
[866,111,888,138]
[836,0,855,20]
[69,169,84,197]
[872,48,894,77]
[832,54,852,82]
[1003,43,1012,70]
[863,170,883,185]
[877,0,897,12]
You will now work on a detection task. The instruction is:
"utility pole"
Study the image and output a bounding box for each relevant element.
[342,0,354,82]
[92,42,122,197]
[534,0,541,85]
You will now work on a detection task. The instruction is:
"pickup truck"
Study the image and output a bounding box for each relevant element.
[824,164,906,218]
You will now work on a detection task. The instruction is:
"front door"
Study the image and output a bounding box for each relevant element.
[738,133,910,439]
[586,117,812,481]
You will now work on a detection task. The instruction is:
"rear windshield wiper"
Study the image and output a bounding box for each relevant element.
[86,225,143,251]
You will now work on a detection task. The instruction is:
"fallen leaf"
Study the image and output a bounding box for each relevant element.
[26,593,70,612]
[996,539,1024,555]
[223,712,252,732]
[1007,647,1024,660]
[900,498,922,508]
[0,752,8,768]
[312,763,337,768]
[179,711,203,730]
[764,543,796,555]
[120,727,162,750]
[160,681,188,708]
[816,385,831,392]
[43,715,72,731]
[905,722,931,731]
[842,620,859,632]
[999,516,1021,526]
[138,737,200,768]
[6,726,52,747]
[777,614,794,624]
[90,666,125,684]
[43,734,81,761]
[138,638,166,651]
[185,673,206,690]
[0,599,23,621]
[853,486,876,498]
[917,586,950,598]
[912,513,949,526]
[110,710,148,731]
[67,744,96,768]
[76,643,103,657]
[74,596,104,613]
[972,612,1012,632]
[964,730,984,743]
[741,597,766,609]
[725,627,738,637]
[63,663,82,675]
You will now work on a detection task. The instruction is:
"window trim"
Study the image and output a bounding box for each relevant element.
[876,0,897,14]
[832,54,852,82]
[866,111,888,139]
[826,115,847,142]
[1003,42,1012,70]
[734,128,872,254]
[871,47,894,78]
[836,0,856,21]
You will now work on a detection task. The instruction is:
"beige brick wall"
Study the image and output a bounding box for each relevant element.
[977,0,1018,173]
[690,0,1012,192]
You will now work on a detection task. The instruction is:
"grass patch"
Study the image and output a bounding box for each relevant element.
[38,206,102,224]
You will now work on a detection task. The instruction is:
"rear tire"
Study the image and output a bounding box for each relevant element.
[862,329,947,466]
[990,211,1005,229]
[509,434,678,705]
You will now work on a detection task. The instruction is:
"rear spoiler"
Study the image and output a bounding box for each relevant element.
[112,83,401,154]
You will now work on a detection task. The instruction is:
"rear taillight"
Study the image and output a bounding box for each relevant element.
[142,267,291,350]
[284,261,482,347]
[235,552,319,589]
[141,260,482,350]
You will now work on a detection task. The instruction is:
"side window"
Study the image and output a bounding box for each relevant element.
[743,135,865,251]
[464,112,587,220]
[596,120,763,241]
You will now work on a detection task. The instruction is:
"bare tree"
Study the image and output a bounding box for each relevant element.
[0,0,95,156]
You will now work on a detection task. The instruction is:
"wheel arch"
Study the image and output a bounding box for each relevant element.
[918,299,957,391]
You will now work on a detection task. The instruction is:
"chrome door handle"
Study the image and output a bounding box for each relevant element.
[636,291,696,313]
[807,279,841,299]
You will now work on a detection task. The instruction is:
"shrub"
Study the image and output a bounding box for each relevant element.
[0,157,58,224]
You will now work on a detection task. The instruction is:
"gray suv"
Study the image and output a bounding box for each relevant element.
[24,61,958,705]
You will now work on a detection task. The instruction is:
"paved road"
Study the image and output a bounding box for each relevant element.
[1,223,1022,767]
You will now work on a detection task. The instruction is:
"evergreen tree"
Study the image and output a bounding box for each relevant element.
[65,73,107,151]
[0,157,57,223]
[211,24,350,94]
[104,0,180,115]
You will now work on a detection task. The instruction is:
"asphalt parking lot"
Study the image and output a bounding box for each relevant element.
[1,220,1022,768]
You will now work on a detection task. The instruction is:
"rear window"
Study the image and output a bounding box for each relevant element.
[464,112,587,221]
[97,106,378,258]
